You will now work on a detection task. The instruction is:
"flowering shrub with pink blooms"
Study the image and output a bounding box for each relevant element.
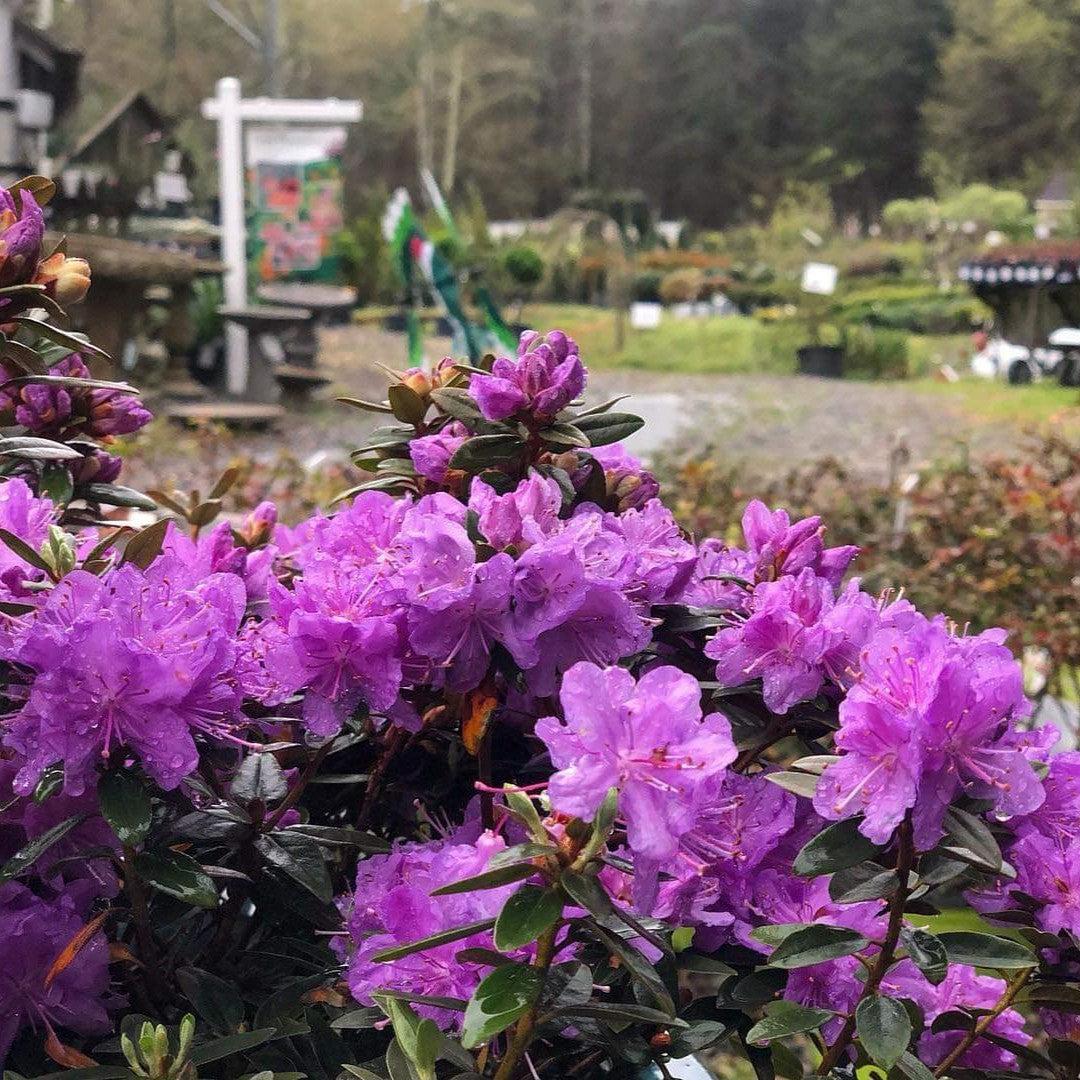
[0,177,1077,1080]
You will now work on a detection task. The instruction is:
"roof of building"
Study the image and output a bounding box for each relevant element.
[1037,170,1075,205]
[57,90,172,168]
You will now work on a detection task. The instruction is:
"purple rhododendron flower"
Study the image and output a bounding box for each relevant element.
[2,560,246,795]
[741,500,858,587]
[0,882,116,1065]
[468,471,563,550]
[882,960,1031,1070]
[537,662,736,860]
[0,188,45,289]
[0,477,54,603]
[409,420,469,484]
[469,329,586,421]
[584,442,661,512]
[706,568,836,713]
[1010,831,1080,936]
[338,828,519,1028]
[815,614,1043,847]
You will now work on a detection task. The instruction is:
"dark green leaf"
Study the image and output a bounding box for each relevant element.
[750,923,811,948]
[856,995,912,1070]
[1017,983,1080,1014]
[767,925,868,969]
[187,1029,275,1066]
[10,318,109,360]
[746,1001,835,1044]
[135,850,219,909]
[0,526,52,574]
[890,1050,937,1080]
[431,861,536,895]
[254,832,333,902]
[388,383,428,425]
[900,928,948,986]
[726,969,788,1007]
[669,1019,732,1057]
[0,813,85,882]
[937,931,1035,970]
[371,918,497,963]
[447,434,525,473]
[430,386,484,423]
[176,966,245,1034]
[337,396,394,414]
[39,462,75,503]
[554,1003,689,1028]
[830,862,910,905]
[284,824,390,851]
[494,885,563,951]
[540,421,590,448]
[0,436,81,461]
[97,767,152,847]
[461,963,542,1049]
[574,411,645,447]
[231,753,288,804]
[559,868,615,918]
[939,807,1003,873]
[793,817,881,877]
[85,484,157,511]
[589,921,676,1016]
[485,842,556,870]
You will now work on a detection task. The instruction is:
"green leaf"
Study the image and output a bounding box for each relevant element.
[176,966,245,1034]
[559,867,615,918]
[430,386,484,423]
[792,817,881,877]
[493,885,563,951]
[830,862,911,905]
[589,921,676,1016]
[763,771,820,799]
[337,395,394,414]
[0,526,52,574]
[669,1019,732,1057]
[231,753,288,804]
[1017,983,1080,1014]
[0,436,82,461]
[431,861,536,895]
[486,842,556,870]
[555,1003,690,1028]
[388,383,428,425]
[97,768,152,847]
[447,434,525,473]
[856,995,911,1070]
[937,931,1035,969]
[890,1051,937,1080]
[10,317,109,360]
[574,411,645,447]
[745,1001,835,1044]
[900,928,948,986]
[134,850,219,909]
[767,925,869,969]
[254,832,333,902]
[84,484,157,511]
[377,997,439,1080]
[186,1029,276,1067]
[371,918,497,963]
[461,963,542,1049]
[539,421,590,448]
[939,806,1003,873]
[0,813,85,883]
[284,823,391,851]
[750,923,811,948]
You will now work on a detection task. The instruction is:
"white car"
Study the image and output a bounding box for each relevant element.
[971,329,1080,385]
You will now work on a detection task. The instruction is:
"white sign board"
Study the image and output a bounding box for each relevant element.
[630,302,663,329]
[801,261,838,296]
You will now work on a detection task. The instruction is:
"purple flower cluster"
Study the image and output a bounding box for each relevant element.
[469,330,585,422]
[337,825,516,1027]
[239,476,692,730]
[815,613,1044,848]
[3,558,246,796]
[0,353,152,440]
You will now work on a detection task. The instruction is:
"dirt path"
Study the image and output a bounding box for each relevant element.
[125,325,1041,499]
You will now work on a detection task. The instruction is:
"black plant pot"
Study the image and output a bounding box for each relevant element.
[797,344,845,378]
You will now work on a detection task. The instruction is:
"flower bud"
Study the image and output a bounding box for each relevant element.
[0,188,45,288]
[34,252,92,305]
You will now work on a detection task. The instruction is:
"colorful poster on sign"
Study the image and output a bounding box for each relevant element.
[245,125,347,285]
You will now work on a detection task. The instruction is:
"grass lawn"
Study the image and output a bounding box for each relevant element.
[521,302,1080,428]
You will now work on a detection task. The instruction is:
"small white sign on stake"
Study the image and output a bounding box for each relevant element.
[801,261,838,296]
[630,302,663,330]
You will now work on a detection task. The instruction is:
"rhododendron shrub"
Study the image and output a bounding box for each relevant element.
[0,177,1077,1080]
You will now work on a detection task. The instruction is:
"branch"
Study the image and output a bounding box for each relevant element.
[932,967,1035,1078]
[493,925,559,1080]
[817,812,915,1074]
